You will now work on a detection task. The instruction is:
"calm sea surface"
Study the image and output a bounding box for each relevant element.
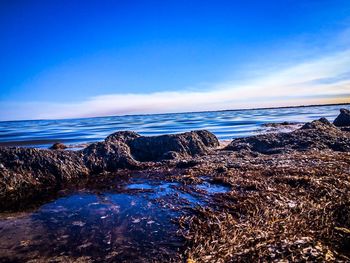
[0,104,348,148]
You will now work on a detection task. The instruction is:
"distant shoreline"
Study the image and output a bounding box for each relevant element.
[1,102,349,123]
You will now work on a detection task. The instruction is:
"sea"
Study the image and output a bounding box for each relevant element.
[0,104,348,148]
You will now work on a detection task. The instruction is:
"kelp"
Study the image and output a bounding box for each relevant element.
[175,150,350,262]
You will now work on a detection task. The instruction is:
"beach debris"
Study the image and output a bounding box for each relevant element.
[177,150,350,262]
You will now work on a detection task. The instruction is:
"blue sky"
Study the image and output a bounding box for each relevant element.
[1,0,350,120]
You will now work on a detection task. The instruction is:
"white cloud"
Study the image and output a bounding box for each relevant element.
[1,45,350,121]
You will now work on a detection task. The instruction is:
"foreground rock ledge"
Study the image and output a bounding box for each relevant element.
[0,130,219,210]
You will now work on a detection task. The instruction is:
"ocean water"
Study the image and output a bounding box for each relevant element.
[0,104,348,148]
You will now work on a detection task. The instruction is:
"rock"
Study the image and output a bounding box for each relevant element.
[333,108,350,127]
[82,130,219,170]
[225,118,350,154]
[105,131,140,144]
[0,147,89,210]
[82,139,139,174]
[81,130,219,171]
[50,142,67,150]
[300,117,334,130]
[128,130,219,162]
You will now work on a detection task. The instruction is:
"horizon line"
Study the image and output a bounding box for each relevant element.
[1,101,349,123]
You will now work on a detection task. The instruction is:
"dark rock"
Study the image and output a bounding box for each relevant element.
[0,147,89,210]
[82,140,139,173]
[300,117,334,130]
[82,130,219,171]
[128,130,219,162]
[50,142,67,150]
[333,108,350,127]
[225,118,350,154]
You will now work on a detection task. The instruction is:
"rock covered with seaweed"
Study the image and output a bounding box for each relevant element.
[127,130,219,161]
[0,130,219,209]
[225,116,350,154]
[0,147,89,210]
[82,131,141,173]
[82,130,219,172]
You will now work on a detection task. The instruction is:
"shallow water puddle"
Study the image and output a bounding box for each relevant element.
[195,181,231,194]
[126,180,203,206]
[0,179,208,261]
[0,178,228,261]
[126,183,155,190]
[0,190,184,261]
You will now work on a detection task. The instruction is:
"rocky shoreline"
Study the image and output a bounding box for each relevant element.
[0,130,220,211]
[0,109,350,262]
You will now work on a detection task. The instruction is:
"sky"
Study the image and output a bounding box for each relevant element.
[0,0,350,121]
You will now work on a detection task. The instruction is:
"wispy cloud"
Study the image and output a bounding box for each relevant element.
[1,39,350,121]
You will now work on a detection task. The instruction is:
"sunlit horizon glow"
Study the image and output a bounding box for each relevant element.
[1,1,349,121]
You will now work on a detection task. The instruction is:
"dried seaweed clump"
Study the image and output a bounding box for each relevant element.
[178,151,350,262]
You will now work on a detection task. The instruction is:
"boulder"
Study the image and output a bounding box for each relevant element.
[225,118,350,154]
[0,147,89,210]
[82,137,139,173]
[128,130,219,162]
[82,130,219,168]
[333,108,350,127]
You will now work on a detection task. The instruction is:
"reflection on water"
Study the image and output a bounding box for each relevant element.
[0,177,230,262]
[0,104,346,148]
[196,181,231,194]
[0,190,182,261]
